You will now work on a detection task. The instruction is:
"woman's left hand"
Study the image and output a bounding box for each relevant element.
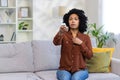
[72,37,83,45]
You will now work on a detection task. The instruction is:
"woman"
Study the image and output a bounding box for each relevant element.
[53,8,93,80]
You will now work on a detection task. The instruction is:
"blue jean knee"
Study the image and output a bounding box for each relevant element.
[56,70,71,80]
[56,69,88,80]
[71,69,89,80]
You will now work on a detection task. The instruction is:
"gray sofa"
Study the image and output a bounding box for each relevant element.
[0,40,120,80]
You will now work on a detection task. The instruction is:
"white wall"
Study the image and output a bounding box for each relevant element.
[33,0,86,40]
[85,0,102,26]
[33,0,99,40]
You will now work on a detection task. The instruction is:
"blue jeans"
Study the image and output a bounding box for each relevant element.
[57,69,88,80]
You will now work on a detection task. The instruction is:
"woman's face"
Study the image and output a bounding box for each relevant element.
[68,14,80,30]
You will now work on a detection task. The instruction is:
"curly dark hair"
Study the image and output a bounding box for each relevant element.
[63,8,88,33]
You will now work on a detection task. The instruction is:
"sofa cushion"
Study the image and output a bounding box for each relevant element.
[0,73,42,80]
[92,48,114,59]
[0,42,34,72]
[86,51,111,72]
[32,40,61,71]
[35,70,120,80]
[88,73,120,80]
[86,48,114,73]
[90,38,97,47]
[35,70,57,80]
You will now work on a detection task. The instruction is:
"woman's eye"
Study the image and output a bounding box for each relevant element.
[69,18,72,20]
[75,18,78,20]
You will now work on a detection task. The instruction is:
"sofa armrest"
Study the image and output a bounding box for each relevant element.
[111,58,120,76]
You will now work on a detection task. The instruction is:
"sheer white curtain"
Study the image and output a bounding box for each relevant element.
[102,0,120,34]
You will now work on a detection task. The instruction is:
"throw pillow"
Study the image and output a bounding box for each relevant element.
[86,48,114,73]
[92,48,114,59]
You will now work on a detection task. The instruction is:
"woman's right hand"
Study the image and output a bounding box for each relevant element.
[59,25,68,33]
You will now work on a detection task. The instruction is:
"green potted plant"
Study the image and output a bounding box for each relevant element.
[87,23,116,48]
[18,22,29,30]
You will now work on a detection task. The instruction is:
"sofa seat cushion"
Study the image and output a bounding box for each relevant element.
[35,70,57,80]
[88,73,120,80]
[0,73,42,80]
[35,70,120,80]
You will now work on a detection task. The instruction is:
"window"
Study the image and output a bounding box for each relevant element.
[102,0,120,34]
